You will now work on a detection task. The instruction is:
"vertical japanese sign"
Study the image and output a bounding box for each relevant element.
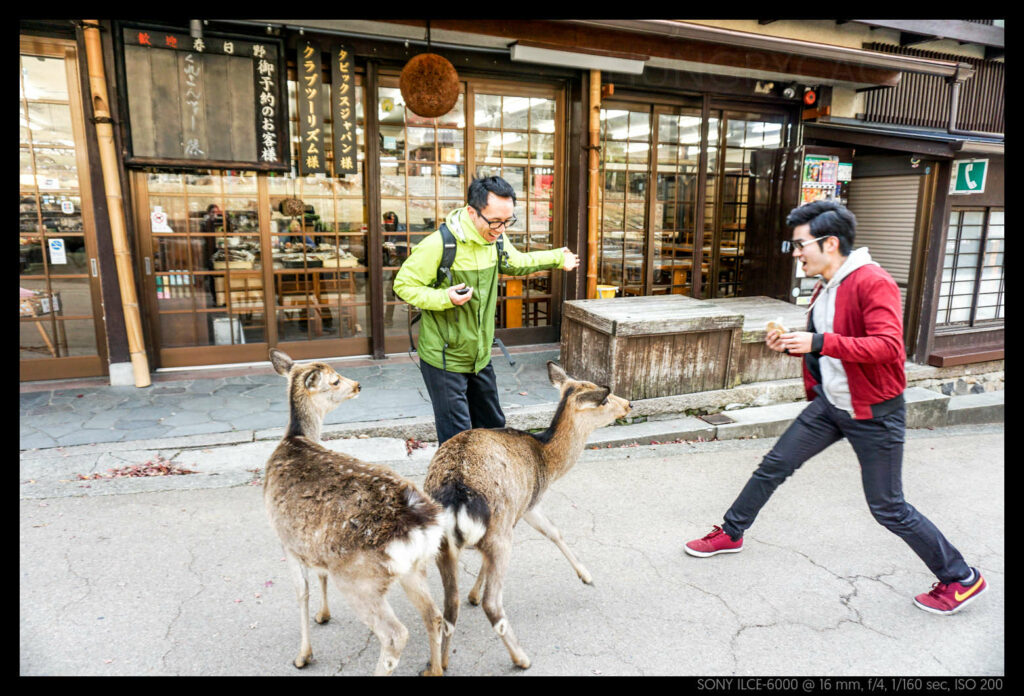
[183,42,204,157]
[298,41,326,175]
[253,41,282,165]
[330,44,357,176]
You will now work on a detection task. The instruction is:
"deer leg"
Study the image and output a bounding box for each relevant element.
[399,562,445,676]
[338,577,409,676]
[468,554,490,605]
[284,552,314,668]
[523,507,592,585]
[478,542,531,669]
[314,571,331,624]
[435,537,460,670]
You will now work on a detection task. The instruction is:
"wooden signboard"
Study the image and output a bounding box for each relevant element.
[330,43,357,176]
[116,22,289,171]
[297,40,326,175]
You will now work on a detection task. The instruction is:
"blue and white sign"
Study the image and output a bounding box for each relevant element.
[48,238,67,265]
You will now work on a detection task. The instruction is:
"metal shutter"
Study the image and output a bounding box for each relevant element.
[846,175,921,314]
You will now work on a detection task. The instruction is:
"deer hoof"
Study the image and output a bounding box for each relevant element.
[315,611,330,624]
[578,569,593,584]
[513,654,532,670]
[467,593,481,606]
[294,653,312,669]
[421,663,444,676]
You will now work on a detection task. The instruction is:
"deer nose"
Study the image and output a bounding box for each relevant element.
[353,382,361,392]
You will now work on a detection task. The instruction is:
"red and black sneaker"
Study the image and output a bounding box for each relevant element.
[913,568,987,615]
[684,525,744,557]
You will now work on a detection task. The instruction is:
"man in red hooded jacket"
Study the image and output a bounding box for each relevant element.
[684,200,986,616]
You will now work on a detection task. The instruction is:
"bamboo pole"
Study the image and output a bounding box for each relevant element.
[587,70,600,299]
[82,20,151,387]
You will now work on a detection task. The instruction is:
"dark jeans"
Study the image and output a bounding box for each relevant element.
[420,359,505,445]
[721,393,971,584]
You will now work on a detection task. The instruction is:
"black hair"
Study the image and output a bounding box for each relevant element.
[467,176,517,211]
[785,200,856,256]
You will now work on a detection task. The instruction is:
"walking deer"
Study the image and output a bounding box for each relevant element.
[263,349,446,676]
[424,361,631,670]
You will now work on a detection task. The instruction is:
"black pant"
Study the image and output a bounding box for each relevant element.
[721,393,971,584]
[419,359,505,445]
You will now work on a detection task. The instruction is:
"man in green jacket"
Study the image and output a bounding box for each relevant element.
[394,176,579,444]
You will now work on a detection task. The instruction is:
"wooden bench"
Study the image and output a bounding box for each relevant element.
[927,347,1004,367]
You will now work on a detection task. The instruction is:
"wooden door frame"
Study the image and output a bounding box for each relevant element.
[20,35,108,381]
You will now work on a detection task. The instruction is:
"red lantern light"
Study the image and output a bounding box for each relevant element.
[803,89,817,106]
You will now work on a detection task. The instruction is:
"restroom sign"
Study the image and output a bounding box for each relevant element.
[950,159,988,194]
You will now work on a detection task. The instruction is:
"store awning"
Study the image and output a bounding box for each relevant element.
[244,19,975,90]
[803,121,1003,158]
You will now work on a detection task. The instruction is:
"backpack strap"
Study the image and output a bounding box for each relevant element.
[433,222,458,288]
[409,223,458,355]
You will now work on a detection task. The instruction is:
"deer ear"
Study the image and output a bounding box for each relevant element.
[578,387,610,407]
[547,361,569,388]
[269,349,293,376]
[303,369,323,391]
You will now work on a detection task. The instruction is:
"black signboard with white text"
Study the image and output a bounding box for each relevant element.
[115,22,289,170]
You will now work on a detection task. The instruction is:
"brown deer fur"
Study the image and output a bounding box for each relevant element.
[424,361,631,670]
[263,349,446,676]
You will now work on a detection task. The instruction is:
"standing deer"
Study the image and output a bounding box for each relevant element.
[263,349,447,676]
[425,361,631,670]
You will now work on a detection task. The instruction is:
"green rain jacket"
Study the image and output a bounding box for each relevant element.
[393,206,565,374]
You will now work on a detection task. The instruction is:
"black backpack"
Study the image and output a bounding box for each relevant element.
[407,223,514,368]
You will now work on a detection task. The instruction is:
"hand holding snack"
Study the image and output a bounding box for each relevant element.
[765,317,788,352]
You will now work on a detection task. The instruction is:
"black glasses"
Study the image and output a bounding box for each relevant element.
[781,235,834,253]
[472,206,517,230]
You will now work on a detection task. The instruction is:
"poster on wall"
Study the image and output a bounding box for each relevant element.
[117,21,289,171]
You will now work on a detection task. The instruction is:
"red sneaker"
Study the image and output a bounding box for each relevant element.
[913,568,987,615]
[685,525,743,557]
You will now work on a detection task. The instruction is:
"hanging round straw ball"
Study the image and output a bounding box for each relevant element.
[399,53,459,118]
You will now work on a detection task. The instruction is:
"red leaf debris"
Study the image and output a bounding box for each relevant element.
[76,454,198,480]
[405,438,428,455]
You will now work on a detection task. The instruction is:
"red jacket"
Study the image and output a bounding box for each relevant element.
[800,263,907,419]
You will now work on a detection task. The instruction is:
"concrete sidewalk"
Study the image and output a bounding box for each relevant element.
[19,347,1004,457]
[19,423,1004,676]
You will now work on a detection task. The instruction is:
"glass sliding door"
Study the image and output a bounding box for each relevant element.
[377,78,467,352]
[20,36,107,381]
[595,97,790,300]
[710,110,787,298]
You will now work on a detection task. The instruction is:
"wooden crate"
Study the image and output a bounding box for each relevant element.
[560,295,745,401]
[703,296,809,384]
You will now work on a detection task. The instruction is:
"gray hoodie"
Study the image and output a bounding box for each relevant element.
[808,247,879,415]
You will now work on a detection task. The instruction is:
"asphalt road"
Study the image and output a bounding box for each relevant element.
[20,423,1003,676]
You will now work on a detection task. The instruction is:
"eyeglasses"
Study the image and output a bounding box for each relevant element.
[472,206,517,230]
[781,235,834,254]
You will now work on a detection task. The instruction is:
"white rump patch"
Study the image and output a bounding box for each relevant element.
[456,507,487,547]
[438,503,486,549]
[385,522,444,577]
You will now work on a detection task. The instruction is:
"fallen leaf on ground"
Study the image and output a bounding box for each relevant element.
[74,455,198,480]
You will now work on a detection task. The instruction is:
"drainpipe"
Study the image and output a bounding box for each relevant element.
[945,66,1003,139]
[587,70,600,299]
[82,20,151,387]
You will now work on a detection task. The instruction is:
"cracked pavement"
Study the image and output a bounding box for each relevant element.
[19,423,1003,676]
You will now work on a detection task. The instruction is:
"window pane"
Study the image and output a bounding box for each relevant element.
[962,211,984,225]
[21,55,69,101]
[989,210,1004,226]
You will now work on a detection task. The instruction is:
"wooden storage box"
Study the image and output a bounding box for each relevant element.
[703,296,809,384]
[214,274,263,307]
[560,294,745,401]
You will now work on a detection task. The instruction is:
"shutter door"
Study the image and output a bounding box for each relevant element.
[846,175,921,315]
